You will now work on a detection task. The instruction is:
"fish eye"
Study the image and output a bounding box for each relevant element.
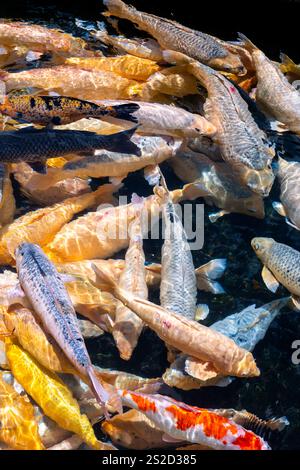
[195,128,201,133]
[253,243,260,251]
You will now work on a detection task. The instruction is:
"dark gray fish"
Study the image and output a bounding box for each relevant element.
[0,125,140,163]
[15,242,121,414]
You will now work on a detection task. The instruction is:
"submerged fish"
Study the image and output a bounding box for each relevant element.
[160,175,198,320]
[239,34,300,134]
[0,126,140,164]
[0,95,140,127]
[0,184,117,265]
[12,162,91,206]
[96,100,216,138]
[163,50,274,172]
[44,188,167,262]
[25,135,182,190]
[65,54,161,81]
[15,242,119,413]
[94,29,164,61]
[171,150,265,220]
[164,298,288,390]
[0,66,145,101]
[93,265,259,378]
[272,157,300,230]
[120,391,270,450]
[0,21,89,56]
[113,210,148,360]
[103,0,245,74]
[252,237,300,309]
[0,371,44,450]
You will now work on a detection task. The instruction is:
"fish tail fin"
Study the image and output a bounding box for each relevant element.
[87,365,123,416]
[280,53,295,68]
[100,126,141,156]
[108,103,139,123]
[92,263,119,295]
[228,410,289,440]
[195,259,227,294]
[237,33,258,52]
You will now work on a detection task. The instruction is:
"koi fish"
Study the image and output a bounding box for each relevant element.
[0,125,140,164]
[93,264,259,378]
[0,94,140,127]
[252,237,300,310]
[239,34,300,134]
[15,242,121,413]
[103,0,245,74]
[163,50,274,172]
[119,391,270,450]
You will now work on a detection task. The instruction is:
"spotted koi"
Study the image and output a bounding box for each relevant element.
[0,95,139,126]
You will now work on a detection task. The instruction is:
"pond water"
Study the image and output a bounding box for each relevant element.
[1,0,300,450]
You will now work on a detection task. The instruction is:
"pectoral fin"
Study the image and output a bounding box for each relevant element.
[262,266,279,293]
[209,210,230,223]
[0,283,28,308]
[291,295,300,311]
[184,356,219,381]
[272,202,286,217]
[285,218,300,231]
[195,304,209,321]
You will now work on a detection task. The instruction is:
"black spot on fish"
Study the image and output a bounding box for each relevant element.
[44,98,53,111]
[169,212,175,223]
[30,97,36,108]
[51,116,61,125]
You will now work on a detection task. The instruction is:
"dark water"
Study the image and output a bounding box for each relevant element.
[1,0,300,450]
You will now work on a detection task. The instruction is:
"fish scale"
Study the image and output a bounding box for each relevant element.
[103,0,244,73]
[160,200,197,319]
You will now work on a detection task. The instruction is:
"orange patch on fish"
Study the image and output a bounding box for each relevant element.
[231,432,265,450]
[166,405,238,440]
[128,392,157,413]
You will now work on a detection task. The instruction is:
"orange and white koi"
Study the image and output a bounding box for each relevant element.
[120,391,270,450]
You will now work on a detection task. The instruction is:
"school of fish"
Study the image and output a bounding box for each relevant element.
[1,0,300,451]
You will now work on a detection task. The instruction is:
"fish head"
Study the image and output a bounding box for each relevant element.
[208,55,247,76]
[251,237,275,263]
[15,242,41,269]
[242,167,275,197]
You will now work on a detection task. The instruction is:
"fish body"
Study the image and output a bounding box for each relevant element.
[163,298,287,390]
[0,184,116,265]
[30,135,182,190]
[0,66,145,101]
[0,126,140,163]
[94,30,164,61]
[113,213,148,360]
[0,95,139,126]
[0,371,44,450]
[171,150,266,218]
[12,162,91,206]
[65,54,161,81]
[15,243,112,410]
[0,21,88,55]
[93,265,259,378]
[240,35,300,133]
[120,391,270,450]
[160,189,197,320]
[96,100,216,138]
[163,51,274,172]
[45,188,167,262]
[252,238,300,308]
[103,0,245,74]
[275,157,300,230]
